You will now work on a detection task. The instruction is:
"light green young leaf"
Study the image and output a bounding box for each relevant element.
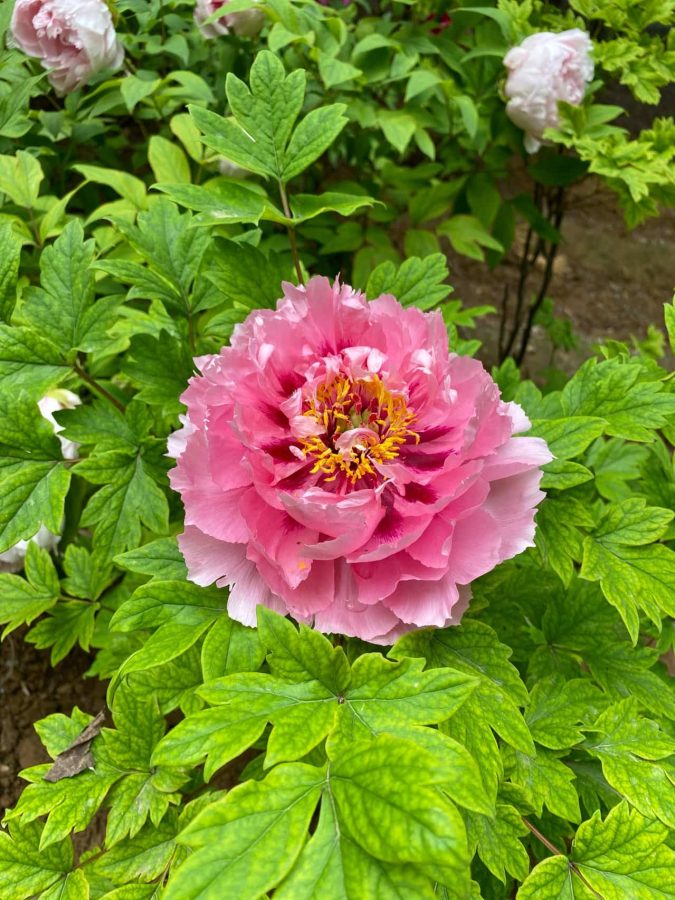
[392,620,534,754]
[148,135,191,185]
[526,676,607,750]
[84,815,180,886]
[166,763,323,899]
[201,614,265,680]
[466,803,530,884]
[504,747,581,822]
[26,599,98,664]
[584,700,675,828]
[366,254,452,310]
[439,215,503,262]
[561,357,675,442]
[0,821,74,900]
[73,164,147,210]
[0,150,43,207]
[276,792,435,900]
[529,417,606,460]
[329,734,470,890]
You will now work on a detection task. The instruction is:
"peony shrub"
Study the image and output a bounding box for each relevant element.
[170,277,551,642]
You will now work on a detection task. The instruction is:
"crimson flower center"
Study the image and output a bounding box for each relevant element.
[298,374,419,485]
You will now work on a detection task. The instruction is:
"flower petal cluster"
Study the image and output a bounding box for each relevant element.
[504,29,593,153]
[0,389,80,574]
[194,0,264,38]
[11,0,124,94]
[169,278,551,644]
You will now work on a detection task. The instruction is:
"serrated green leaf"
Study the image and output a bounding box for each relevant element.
[392,621,534,754]
[276,792,434,900]
[289,191,377,224]
[122,332,194,409]
[584,700,675,828]
[0,324,68,392]
[561,358,675,442]
[366,254,452,310]
[526,676,607,750]
[148,135,191,185]
[0,462,71,555]
[529,417,606,460]
[26,599,98,664]
[505,747,580,822]
[152,180,267,226]
[282,103,348,180]
[76,452,169,564]
[85,815,180,885]
[329,734,470,890]
[466,804,529,884]
[167,763,323,899]
[0,821,73,900]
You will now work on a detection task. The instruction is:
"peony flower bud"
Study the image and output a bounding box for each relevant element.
[0,389,80,574]
[194,0,265,39]
[503,29,594,153]
[10,0,124,95]
[168,277,552,644]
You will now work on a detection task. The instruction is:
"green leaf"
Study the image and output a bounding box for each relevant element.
[439,215,503,262]
[73,164,147,210]
[40,867,89,900]
[541,459,594,490]
[392,621,534,754]
[276,791,434,900]
[152,180,267,226]
[0,221,22,322]
[665,297,675,354]
[0,150,43,207]
[561,358,675,442]
[148,135,191,185]
[85,816,180,886]
[21,220,97,355]
[166,763,323,899]
[529,417,606,460]
[114,537,188,581]
[329,734,470,889]
[466,804,529,883]
[593,498,673,545]
[0,543,59,636]
[110,580,227,632]
[505,747,580,822]
[377,110,417,154]
[282,104,348,181]
[526,676,607,750]
[0,821,74,900]
[0,462,71,555]
[5,768,116,849]
[76,451,169,564]
[289,192,377,224]
[26,599,98,664]
[0,324,68,392]
[366,254,452,309]
[201,614,265,680]
[519,802,675,899]
[581,536,675,640]
[204,239,291,315]
[122,332,194,409]
[585,700,675,828]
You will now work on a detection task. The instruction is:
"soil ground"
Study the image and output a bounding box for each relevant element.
[1,182,674,815]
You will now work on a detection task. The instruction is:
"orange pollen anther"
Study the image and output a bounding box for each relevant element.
[298,374,419,485]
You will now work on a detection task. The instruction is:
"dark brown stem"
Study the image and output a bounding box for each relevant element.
[73,360,125,412]
[522,818,603,899]
[278,181,305,285]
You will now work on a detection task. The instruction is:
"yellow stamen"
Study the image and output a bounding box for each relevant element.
[298,374,419,485]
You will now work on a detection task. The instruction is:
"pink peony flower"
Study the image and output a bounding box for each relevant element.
[194,0,265,39]
[169,278,551,644]
[0,389,80,573]
[504,29,593,153]
[10,0,124,95]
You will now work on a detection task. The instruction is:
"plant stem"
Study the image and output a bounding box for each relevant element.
[73,360,125,412]
[278,181,305,285]
[522,818,603,899]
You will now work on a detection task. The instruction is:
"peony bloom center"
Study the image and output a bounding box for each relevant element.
[297,374,419,488]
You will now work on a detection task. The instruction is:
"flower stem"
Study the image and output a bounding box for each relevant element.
[73,360,125,413]
[278,181,305,285]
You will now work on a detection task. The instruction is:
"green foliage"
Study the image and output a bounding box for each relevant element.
[0,3,674,899]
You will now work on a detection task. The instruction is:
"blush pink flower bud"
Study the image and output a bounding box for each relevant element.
[0,389,80,574]
[504,29,593,153]
[169,278,552,644]
[194,0,265,39]
[10,0,124,95]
